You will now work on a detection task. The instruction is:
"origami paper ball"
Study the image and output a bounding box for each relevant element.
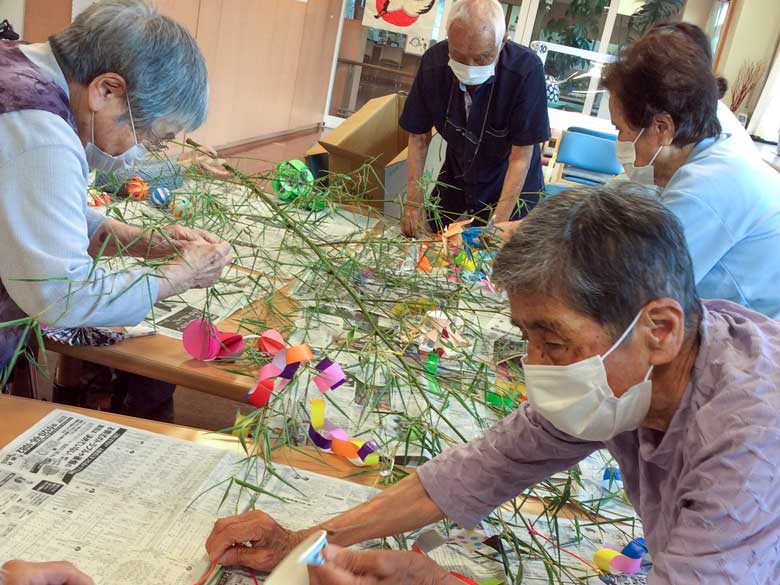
[168,195,192,218]
[148,186,172,208]
[126,176,149,201]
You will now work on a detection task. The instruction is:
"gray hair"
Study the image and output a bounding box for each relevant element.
[447,0,506,49]
[493,183,702,337]
[50,0,208,132]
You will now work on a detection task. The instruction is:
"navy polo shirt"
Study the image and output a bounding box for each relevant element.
[400,40,550,221]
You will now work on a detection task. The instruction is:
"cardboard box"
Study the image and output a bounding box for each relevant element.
[304,142,329,184]
[384,131,445,221]
[318,94,409,209]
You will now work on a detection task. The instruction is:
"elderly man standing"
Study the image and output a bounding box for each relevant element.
[400,0,550,237]
[205,183,780,584]
[0,0,232,417]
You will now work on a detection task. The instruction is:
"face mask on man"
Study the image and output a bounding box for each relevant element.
[85,94,149,174]
[448,58,496,86]
[448,41,503,87]
[521,310,654,442]
[616,128,663,185]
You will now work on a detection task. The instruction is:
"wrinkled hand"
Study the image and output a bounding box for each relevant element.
[312,547,460,585]
[204,510,308,572]
[162,224,222,246]
[401,204,424,239]
[157,241,233,299]
[491,201,515,226]
[1,561,94,585]
[493,220,521,242]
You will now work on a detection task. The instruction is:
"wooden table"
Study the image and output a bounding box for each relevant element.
[43,284,298,402]
[0,395,384,489]
[0,395,561,519]
[42,204,382,402]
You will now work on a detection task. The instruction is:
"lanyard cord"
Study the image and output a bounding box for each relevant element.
[444,65,499,180]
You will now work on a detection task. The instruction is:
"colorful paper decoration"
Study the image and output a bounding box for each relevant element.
[232,411,255,440]
[449,574,479,585]
[182,319,245,361]
[593,548,642,575]
[441,218,474,249]
[148,186,172,207]
[421,310,467,348]
[415,244,433,273]
[169,195,193,218]
[126,176,149,201]
[621,537,648,560]
[448,527,487,552]
[311,398,326,429]
[245,330,314,406]
[87,191,112,207]
[258,329,285,354]
[313,357,346,393]
[245,330,371,466]
[273,160,315,203]
[424,352,442,395]
[308,410,380,467]
[461,226,487,249]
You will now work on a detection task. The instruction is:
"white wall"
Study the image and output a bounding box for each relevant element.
[0,0,25,37]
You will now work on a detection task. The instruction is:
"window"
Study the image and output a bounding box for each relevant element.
[325,0,684,126]
[528,0,683,119]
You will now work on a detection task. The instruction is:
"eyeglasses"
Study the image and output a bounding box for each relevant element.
[145,128,170,153]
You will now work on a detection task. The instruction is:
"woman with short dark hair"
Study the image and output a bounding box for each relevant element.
[603,24,780,319]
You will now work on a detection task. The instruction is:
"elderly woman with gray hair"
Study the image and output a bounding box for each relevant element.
[203,183,780,584]
[0,0,231,415]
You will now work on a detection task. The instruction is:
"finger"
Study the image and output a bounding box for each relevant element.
[326,549,390,576]
[199,230,221,244]
[33,561,95,585]
[206,517,274,562]
[206,513,259,556]
[313,564,378,585]
[205,514,250,552]
[216,546,277,571]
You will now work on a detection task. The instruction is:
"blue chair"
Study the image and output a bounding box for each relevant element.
[548,130,623,187]
[544,183,570,197]
[566,126,618,141]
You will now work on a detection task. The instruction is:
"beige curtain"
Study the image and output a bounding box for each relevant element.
[748,40,780,142]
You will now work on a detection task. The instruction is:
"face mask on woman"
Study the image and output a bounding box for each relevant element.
[85,94,149,174]
[521,310,654,442]
[616,128,663,185]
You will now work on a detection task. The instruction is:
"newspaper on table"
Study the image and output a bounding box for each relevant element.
[0,411,510,585]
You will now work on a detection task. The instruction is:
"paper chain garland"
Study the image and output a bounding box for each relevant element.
[244,330,380,467]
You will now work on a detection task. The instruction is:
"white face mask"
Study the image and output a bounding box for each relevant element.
[449,43,502,87]
[448,58,496,86]
[522,310,654,442]
[85,95,149,174]
[615,128,663,185]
